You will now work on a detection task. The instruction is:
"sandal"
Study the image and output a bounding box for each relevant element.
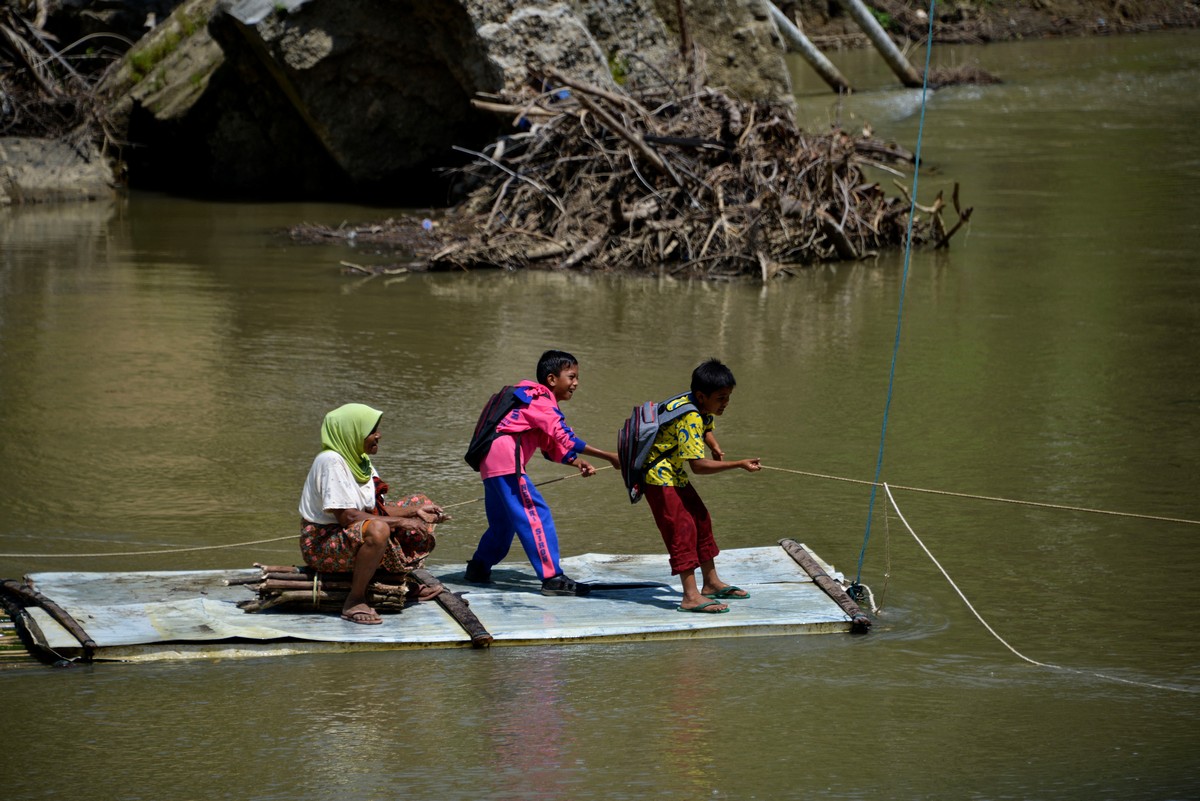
[677,600,730,614]
[340,605,383,625]
[703,585,750,600]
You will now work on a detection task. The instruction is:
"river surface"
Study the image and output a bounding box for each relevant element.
[2,30,1198,801]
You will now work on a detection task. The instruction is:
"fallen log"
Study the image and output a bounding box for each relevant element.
[779,539,871,631]
[768,1,853,94]
[411,568,493,648]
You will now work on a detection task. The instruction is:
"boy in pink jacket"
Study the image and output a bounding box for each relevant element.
[466,350,619,596]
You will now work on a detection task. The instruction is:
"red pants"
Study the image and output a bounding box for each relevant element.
[644,483,719,575]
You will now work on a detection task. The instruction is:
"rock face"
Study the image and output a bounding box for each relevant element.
[651,0,791,99]
[0,138,116,205]
[103,0,793,201]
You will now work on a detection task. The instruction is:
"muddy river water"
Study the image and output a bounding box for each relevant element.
[1,30,1198,801]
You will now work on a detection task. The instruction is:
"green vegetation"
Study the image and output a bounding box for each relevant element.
[608,49,629,86]
[128,33,179,81]
[868,6,894,30]
[127,9,207,83]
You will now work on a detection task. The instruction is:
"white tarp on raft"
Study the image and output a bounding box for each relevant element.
[21,545,855,662]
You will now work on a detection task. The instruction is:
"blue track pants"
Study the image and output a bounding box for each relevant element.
[471,473,561,580]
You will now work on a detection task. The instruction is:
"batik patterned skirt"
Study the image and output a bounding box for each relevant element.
[299,493,437,574]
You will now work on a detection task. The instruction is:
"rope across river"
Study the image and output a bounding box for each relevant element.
[0,468,609,559]
[2,462,1195,559]
[759,465,1200,527]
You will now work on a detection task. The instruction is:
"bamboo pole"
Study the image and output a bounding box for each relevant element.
[766,2,852,94]
[234,565,414,613]
[236,566,413,584]
[0,579,97,659]
[236,586,409,613]
[778,539,871,631]
[838,0,924,88]
[0,603,33,663]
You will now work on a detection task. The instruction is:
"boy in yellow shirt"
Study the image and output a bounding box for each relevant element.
[642,358,761,613]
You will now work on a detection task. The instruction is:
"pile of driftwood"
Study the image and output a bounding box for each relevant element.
[289,53,975,280]
[419,67,970,280]
[233,564,415,614]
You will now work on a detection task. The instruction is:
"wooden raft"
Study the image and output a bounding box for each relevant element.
[6,544,856,662]
[233,564,414,613]
[232,564,493,647]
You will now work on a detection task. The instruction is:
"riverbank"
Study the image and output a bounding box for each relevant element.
[791,0,1200,48]
[3,0,1196,208]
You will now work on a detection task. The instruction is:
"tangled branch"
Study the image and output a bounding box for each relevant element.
[427,67,970,279]
[0,0,125,142]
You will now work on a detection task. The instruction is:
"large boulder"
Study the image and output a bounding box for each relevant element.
[103,0,793,201]
[0,137,116,205]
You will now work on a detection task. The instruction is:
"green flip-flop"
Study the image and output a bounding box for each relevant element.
[704,585,750,600]
[676,600,730,614]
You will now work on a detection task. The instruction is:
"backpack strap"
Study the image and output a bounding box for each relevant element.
[464,385,528,472]
[643,394,698,474]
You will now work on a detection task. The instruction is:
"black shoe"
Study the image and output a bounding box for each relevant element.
[540,573,590,597]
[464,559,492,584]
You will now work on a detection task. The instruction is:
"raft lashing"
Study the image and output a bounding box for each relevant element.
[0,540,868,664]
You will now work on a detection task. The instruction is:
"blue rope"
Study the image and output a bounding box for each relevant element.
[853,0,938,587]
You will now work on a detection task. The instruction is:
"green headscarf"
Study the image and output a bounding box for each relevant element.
[320,403,383,484]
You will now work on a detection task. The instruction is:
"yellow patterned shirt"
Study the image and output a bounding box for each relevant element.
[643,394,714,488]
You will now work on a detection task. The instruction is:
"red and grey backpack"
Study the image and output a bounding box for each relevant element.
[616,392,697,504]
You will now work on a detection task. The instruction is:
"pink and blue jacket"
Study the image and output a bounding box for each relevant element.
[478,380,587,479]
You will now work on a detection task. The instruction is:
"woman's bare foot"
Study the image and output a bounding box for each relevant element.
[408,584,443,602]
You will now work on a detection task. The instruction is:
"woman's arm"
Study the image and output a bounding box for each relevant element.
[382,502,448,523]
[332,507,376,528]
[332,505,444,533]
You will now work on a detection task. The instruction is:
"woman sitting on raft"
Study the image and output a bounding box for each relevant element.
[298,403,448,624]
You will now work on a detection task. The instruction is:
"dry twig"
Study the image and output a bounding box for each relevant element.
[430,70,971,279]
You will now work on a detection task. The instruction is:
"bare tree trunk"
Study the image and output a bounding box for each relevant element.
[765,1,852,94]
[839,0,924,88]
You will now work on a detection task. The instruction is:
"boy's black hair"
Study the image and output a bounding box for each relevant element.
[537,349,578,385]
[691,358,736,394]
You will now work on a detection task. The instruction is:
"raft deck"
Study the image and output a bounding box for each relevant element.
[5,541,868,663]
